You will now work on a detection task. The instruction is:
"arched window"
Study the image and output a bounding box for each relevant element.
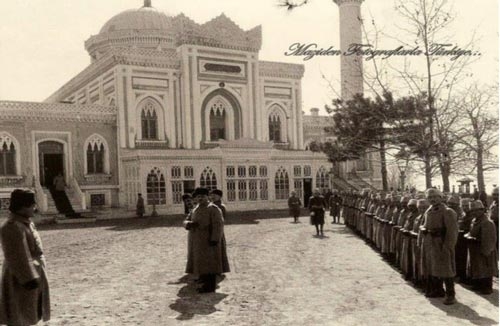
[141,102,158,140]
[269,113,281,142]
[316,166,329,192]
[146,167,166,205]
[84,134,109,175]
[209,101,226,141]
[0,139,16,176]
[275,167,289,200]
[200,167,217,190]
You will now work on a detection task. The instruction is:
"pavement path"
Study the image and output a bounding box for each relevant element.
[1,215,497,325]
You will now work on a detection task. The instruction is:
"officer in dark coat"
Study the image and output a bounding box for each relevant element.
[209,189,230,274]
[0,189,51,325]
[308,188,327,236]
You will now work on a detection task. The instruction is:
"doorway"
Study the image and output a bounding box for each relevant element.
[303,178,312,207]
[38,141,65,187]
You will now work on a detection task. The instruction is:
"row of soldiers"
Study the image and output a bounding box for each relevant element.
[338,187,498,305]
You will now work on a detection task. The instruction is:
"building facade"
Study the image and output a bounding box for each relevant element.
[0,1,336,214]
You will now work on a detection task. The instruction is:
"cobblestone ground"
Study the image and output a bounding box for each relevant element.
[1,214,498,325]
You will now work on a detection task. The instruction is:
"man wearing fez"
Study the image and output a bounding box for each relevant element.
[183,188,227,293]
[136,193,145,218]
[464,200,498,295]
[421,188,458,305]
[0,189,50,325]
[288,191,302,223]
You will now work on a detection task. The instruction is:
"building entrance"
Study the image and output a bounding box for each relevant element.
[303,178,312,207]
[39,141,64,187]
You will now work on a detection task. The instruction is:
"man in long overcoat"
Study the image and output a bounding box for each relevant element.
[209,189,231,274]
[308,189,327,236]
[183,188,226,293]
[421,188,458,305]
[0,189,50,325]
[465,200,498,295]
[288,191,302,223]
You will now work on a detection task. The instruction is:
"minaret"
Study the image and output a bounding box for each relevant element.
[333,0,364,99]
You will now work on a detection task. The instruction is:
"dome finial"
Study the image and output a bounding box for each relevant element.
[144,0,152,7]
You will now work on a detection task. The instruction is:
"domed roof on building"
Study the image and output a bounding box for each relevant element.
[99,0,171,34]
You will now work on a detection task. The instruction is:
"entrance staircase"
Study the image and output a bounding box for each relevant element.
[44,188,84,217]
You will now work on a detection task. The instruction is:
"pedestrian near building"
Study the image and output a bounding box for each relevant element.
[136,193,145,218]
[464,200,498,295]
[183,188,227,293]
[329,190,342,224]
[308,189,327,237]
[0,189,51,325]
[288,191,302,223]
[52,172,65,192]
[209,189,231,275]
[421,188,458,305]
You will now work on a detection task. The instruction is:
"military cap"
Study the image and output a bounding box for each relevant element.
[192,187,209,197]
[469,200,485,211]
[9,189,36,213]
[493,187,499,195]
[209,189,223,197]
[181,193,192,201]
[408,199,418,206]
[447,195,460,205]
[425,188,443,197]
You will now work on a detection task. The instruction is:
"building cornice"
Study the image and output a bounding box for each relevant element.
[0,101,116,123]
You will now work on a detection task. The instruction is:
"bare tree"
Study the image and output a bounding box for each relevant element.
[452,83,498,192]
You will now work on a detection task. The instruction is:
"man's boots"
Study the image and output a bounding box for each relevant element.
[443,277,456,305]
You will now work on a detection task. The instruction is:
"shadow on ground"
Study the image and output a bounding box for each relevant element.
[428,298,498,326]
[37,209,298,231]
[168,275,227,321]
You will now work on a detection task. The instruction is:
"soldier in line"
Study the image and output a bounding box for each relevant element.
[489,187,499,252]
[0,189,51,325]
[465,200,498,295]
[456,197,473,284]
[288,191,302,223]
[420,188,458,305]
[183,188,227,293]
[329,189,343,224]
[308,189,327,237]
[413,199,430,287]
[400,199,419,280]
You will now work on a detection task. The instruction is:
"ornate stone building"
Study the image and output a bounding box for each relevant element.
[0,1,334,214]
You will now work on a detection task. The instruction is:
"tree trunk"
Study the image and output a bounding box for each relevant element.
[476,141,485,192]
[424,154,432,189]
[440,160,451,193]
[379,140,388,191]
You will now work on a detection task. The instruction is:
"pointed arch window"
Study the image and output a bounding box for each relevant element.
[141,103,158,140]
[86,142,105,174]
[84,135,109,175]
[200,167,217,190]
[0,141,16,176]
[269,113,281,142]
[275,167,289,200]
[146,167,166,205]
[316,166,329,192]
[210,101,226,141]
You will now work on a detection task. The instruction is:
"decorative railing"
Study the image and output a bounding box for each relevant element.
[84,174,112,183]
[135,140,169,149]
[34,178,48,213]
[0,175,25,186]
[69,177,86,210]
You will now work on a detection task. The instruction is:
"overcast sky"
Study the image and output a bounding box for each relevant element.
[0,0,498,189]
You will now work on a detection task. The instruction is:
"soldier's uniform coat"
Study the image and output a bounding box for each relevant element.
[0,214,50,326]
[422,203,458,278]
[467,215,498,279]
